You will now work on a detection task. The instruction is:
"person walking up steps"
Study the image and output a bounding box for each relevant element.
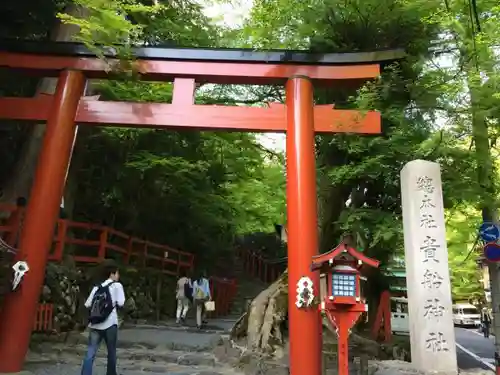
[81,262,125,375]
[176,270,192,324]
[193,272,211,329]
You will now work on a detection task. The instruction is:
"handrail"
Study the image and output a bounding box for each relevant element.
[209,276,237,317]
[0,203,195,275]
[0,204,194,276]
[237,247,285,284]
[0,203,238,316]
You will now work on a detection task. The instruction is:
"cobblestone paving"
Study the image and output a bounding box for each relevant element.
[25,362,234,375]
[24,319,244,375]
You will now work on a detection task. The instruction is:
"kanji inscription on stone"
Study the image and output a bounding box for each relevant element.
[420,195,435,209]
[401,160,457,373]
[420,213,437,229]
[421,269,443,289]
[416,176,435,194]
[423,298,445,318]
[420,236,440,263]
[425,332,449,352]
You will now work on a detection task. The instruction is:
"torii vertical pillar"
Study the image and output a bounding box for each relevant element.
[0,70,86,373]
[286,76,322,375]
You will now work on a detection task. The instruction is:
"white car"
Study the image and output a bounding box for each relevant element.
[452,304,481,327]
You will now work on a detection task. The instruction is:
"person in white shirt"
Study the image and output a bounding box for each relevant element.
[81,264,125,375]
[192,271,211,329]
[176,270,192,324]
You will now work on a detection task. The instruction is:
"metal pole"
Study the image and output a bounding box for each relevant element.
[488,260,500,375]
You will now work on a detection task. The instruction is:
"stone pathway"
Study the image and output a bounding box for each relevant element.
[26,318,478,375]
[25,319,247,375]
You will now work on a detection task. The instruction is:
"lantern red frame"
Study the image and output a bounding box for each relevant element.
[0,39,403,374]
[311,240,380,375]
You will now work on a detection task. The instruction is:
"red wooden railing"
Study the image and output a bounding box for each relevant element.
[237,247,285,284]
[209,277,237,317]
[0,203,194,274]
[33,303,54,332]
[0,203,236,320]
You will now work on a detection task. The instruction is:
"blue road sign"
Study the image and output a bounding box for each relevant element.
[484,242,500,262]
[479,222,500,242]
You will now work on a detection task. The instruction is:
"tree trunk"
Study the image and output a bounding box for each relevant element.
[231,272,288,353]
[231,269,388,362]
[0,4,89,205]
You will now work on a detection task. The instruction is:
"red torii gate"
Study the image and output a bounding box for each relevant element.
[0,39,404,374]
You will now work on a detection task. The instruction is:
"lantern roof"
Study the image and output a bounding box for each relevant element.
[311,240,380,271]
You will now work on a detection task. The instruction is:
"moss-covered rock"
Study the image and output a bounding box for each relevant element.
[39,261,178,332]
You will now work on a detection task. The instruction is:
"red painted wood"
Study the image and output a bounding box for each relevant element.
[0,51,380,84]
[0,203,239,317]
[325,308,365,375]
[33,303,53,332]
[286,77,321,375]
[0,44,386,375]
[0,70,86,373]
[311,240,380,270]
[371,290,392,342]
[0,96,381,134]
[172,78,196,105]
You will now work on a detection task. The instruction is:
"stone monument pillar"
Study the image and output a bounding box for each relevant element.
[400,160,457,374]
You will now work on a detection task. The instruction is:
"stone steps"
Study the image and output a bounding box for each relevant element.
[28,343,218,365]
[26,343,241,375]
[25,362,239,375]
[229,258,270,316]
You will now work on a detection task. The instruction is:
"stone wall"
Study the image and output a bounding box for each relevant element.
[40,261,177,332]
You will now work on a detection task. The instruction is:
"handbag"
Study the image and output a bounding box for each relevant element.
[204,300,215,312]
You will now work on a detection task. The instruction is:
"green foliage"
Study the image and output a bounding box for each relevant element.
[0,0,286,274]
[227,160,286,235]
[71,78,285,266]
[234,0,493,300]
[2,0,499,303]
[446,208,483,301]
[57,0,218,61]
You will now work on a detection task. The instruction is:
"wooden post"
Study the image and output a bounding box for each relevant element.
[125,236,133,264]
[337,323,350,375]
[285,76,321,375]
[98,228,108,261]
[0,70,85,373]
[52,219,68,261]
[156,272,162,321]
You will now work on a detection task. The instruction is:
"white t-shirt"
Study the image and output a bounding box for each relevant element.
[84,279,125,330]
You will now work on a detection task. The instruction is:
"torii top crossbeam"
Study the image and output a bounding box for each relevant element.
[0,40,404,133]
[0,38,405,375]
[0,39,404,84]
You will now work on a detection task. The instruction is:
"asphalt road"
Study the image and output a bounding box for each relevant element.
[455,327,495,371]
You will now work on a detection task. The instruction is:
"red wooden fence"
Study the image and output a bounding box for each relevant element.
[237,247,285,283]
[0,203,237,322]
[209,277,237,318]
[33,303,54,332]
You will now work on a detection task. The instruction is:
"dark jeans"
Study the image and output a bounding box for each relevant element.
[484,323,490,338]
[81,325,118,375]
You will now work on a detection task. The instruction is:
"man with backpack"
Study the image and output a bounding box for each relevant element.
[81,263,125,375]
[176,269,192,324]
